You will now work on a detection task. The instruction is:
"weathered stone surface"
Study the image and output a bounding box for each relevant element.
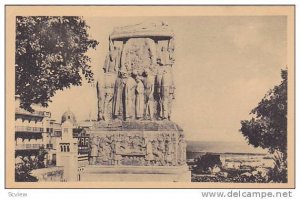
[93,120,183,131]
[88,121,186,167]
[91,21,189,181]
[81,165,191,182]
[110,21,174,40]
[97,28,176,121]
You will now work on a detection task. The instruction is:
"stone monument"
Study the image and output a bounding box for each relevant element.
[83,21,190,182]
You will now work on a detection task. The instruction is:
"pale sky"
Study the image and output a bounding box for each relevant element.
[47,16,286,149]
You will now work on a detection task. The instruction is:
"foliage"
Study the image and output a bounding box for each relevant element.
[240,69,287,154]
[192,173,268,183]
[240,69,288,182]
[268,151,287,183]
[15,16,99,112]
[192,166,268,183]
[15,148,47,182]
[194,154,222,173]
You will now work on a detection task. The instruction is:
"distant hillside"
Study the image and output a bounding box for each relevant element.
[186,140,267,154]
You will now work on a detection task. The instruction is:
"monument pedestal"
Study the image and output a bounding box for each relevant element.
[85,120,190,182]
[81,165,191,182]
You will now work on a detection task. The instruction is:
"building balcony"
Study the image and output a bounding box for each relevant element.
[15,108,51,123]
[15,108,49,117]
[15,144,45,150]
[15,126,44,133]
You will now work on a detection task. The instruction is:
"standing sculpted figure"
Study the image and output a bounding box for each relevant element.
[157,135,166,165]
[144,68,155,120]
[90,136,99,165]
[96,81,104,121]
[135,77,145,120]
[103,46,120,73]
[124,72,137,120]
[145,139,154,166]
[178,134,186,165]
[112,73,122,118]
[161,66,173,120]
[156,65,164,119]
[112,71,126,119]
[110,46,120,72]
[111,136,122,165]
[167,38,175,64]
[165,134,175,166]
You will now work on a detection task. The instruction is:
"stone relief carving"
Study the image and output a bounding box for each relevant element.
[89,131,186,166]
[97,22,175,121]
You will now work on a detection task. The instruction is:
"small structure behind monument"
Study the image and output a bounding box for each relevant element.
[56,110,79,181]
[83,21,190,182]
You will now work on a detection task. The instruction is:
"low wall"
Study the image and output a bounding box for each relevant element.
[31,166,64,182]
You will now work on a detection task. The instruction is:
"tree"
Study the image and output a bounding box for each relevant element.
[240,69,287,182]
[15,16,99,112]
[194,153,222,174]
[240,69,287,155]
[15,148,47,182]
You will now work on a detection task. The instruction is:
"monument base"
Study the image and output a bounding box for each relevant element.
[80,165,191,182]
[86,120,189,182]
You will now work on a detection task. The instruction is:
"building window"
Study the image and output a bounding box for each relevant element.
[67,145,70,152]
[60,145,63,152]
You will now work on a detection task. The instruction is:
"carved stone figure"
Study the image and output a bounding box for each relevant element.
[156,66,164,118]
[112,73,124,119]
[145,139,154,165]
[98,143,110,164]
[111,137,122,165]
[135,77,145,120]
[161,66,174,120]
[90,136,99,165]
[165,135,175,166]
[132,135,142,151]
[96,74,115,121]
[121,38,157,75]
[110,47,120,72]
[151,139,160,166]
[167,38,175,64]
[178,134,186,165]
[144,68,155,120]
[103,90,114,121]
[102,47,120,73]
[156,136,166,166]
[103,54,110,73]
[160,46,168,66]
[96,81,104,121]
[124,74,137,120]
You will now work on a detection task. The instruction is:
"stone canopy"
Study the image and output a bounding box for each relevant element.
[110,21,174,40]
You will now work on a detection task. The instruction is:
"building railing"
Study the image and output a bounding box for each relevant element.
[15,126,44,133]
[15,108,50,117]
[15,144,45,150]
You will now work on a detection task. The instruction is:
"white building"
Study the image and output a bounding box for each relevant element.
[15,95,51,167]
[55,110,79,181]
